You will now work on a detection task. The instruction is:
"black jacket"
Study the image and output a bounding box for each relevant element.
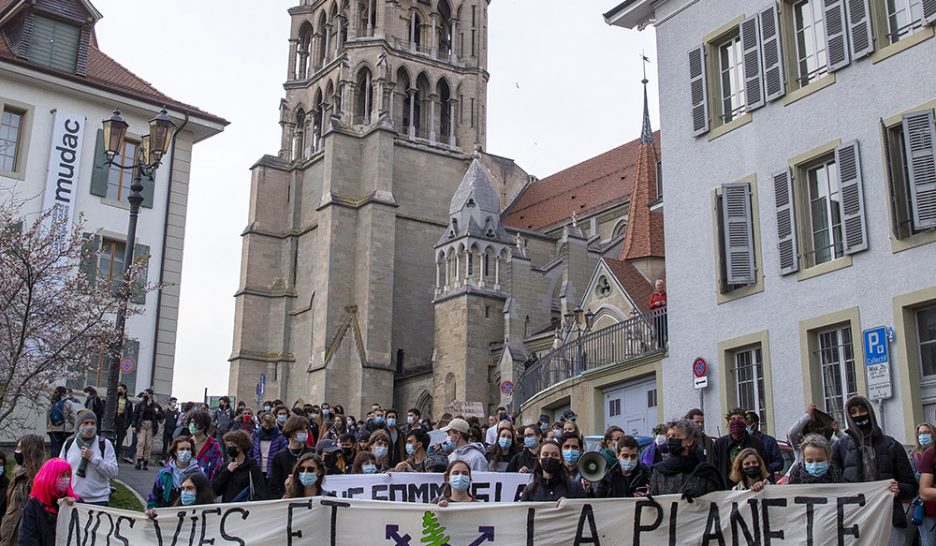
[115,397,134,431]
[133,400,164,431]
[212,457,266,503]
[268,447,314,500]
[17,498,56,546]
[520,473,584,502]
[594,462,651,498]
[712,433,766,487]
[507,449,537,473]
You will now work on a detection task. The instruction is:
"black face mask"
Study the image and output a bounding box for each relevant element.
[324,453,339,466]
[227,447,239,458]
[342,447,354,457]
[541,457,562,475]
[854,416,871,429]
[667,438,685,456]
[743,466,761,479]
[13,451,24,466]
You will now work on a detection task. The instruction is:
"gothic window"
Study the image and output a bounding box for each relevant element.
[355,67,373,123]
[439,78,452,141]
[316,13,327,69]
[410,11,423,48]
[296,22,313,79]
[292,109,306,161]
[437,0,453,59]
[596,276,612,298]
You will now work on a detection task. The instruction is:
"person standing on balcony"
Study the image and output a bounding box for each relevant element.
[649,278,667,349]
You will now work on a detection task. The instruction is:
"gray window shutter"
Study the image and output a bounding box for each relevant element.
[89,129,109,197]
[759,4,785,102]
[902,110,936,230]
[846,0,874,60]
[130,243,150,304]
[79,232,100,285]
[141,172,155,209]
[773,169,799,274]
[740,15,765,111]
[824,0,851,71]
[689,45,710,136]
[835,141,868,254]
[924,0,936,24]
[722,183,756,285]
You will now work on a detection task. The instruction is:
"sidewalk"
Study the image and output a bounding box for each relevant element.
[115,458,160,500]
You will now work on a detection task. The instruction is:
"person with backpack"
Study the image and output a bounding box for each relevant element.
[59,410,117,506]
[47,387,76,459]
[82,387,104,423]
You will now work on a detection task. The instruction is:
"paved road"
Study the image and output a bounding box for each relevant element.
[115,458,160,500]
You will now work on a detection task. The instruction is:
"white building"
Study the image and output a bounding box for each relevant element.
[607,0,936,442]
[0,0,226,403]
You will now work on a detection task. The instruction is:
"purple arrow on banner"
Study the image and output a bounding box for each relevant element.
[468,527,495,546]
[385,525,411,546]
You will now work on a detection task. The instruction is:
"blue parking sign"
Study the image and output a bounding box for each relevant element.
[863,327,889,366]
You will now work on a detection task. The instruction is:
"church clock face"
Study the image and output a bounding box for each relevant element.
[596,276,611,298]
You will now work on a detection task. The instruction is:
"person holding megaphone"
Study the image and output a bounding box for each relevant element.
[593,436,651,498]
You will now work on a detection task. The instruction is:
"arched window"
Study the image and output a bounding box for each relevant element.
[437,0,453,60]
[438,78,452,144]
[444,373,456,403]
[315,12,327,69]
[409,11,422,50]
[296,22,313,79]
[354,67,373,123]
[415,72,431,137]
[312,89,324,152]
[292,108,306,161]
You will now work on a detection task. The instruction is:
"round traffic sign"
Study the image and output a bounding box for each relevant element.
[692,357,707,378]
[119,356,136,374]
[500,381,515,395]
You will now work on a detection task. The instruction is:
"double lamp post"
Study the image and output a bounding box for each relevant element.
[97,108,175,443]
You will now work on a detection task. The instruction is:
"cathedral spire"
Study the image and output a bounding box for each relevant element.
[640,52,653,144]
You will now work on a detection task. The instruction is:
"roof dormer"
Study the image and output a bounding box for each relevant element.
[0,0,102,76]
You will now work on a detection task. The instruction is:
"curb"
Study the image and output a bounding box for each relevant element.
[114,478,147,511]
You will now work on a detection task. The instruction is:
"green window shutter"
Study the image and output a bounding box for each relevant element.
[759,4,786,102]
[89,129,109,197]
[773,169,799,275]
[140,172,155,209]
[722,183,756,285]
[79,232,101,286]
[689,45,710,136]
[846,0,874,60]
[130,243,150,304]
[29,16,79,72]
[824,0,851,71]
[902,110,936,230]
[923,0,935,24]
[835,141,869,254]
[740,15,765,111]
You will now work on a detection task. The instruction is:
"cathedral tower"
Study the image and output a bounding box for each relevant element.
[230,0,493,416]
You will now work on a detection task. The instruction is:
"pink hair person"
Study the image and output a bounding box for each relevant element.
[30,458,77,513]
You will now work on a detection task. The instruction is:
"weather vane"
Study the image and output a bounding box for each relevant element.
[640,50,651,83]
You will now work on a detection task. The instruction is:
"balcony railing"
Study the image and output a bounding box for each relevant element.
[516,308,667,407]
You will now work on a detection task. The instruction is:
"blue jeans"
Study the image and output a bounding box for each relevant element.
[920,516,936,546]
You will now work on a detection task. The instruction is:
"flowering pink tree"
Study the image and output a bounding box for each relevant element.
[0,200,151,435]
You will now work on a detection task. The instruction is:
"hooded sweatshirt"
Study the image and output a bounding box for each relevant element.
[449,442,488,473]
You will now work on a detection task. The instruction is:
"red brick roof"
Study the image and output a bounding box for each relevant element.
[503,131,660,232]
[620,135,664,260]
[602,257,653,315]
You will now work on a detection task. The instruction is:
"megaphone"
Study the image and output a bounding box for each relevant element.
[579,451,607,482]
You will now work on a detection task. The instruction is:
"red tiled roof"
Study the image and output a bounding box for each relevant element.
[603,257,653,315]
[620,135,665,260]
[503,131,660,231]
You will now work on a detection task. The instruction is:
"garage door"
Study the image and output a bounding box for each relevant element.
[603,378,657,437]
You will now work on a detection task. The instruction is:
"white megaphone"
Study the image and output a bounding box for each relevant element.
[578,451,607,482]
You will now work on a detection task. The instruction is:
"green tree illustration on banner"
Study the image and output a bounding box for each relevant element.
[420,511,450,546]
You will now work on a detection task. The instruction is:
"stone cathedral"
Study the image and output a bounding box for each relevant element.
[229,0,665,419]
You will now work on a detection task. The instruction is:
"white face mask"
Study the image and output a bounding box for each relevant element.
[56,477,71,493]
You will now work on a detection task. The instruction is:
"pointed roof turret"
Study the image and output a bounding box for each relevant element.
[449,159,502,215]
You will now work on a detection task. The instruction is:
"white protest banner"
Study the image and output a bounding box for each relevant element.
[322,471,531,503]
[41,110,86,253]
[57,481,893,545]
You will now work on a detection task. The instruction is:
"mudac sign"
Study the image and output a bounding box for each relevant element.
[40,110,86,250]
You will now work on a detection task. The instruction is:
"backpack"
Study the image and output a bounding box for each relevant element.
[50,399,67,426]
[64,435,108,458]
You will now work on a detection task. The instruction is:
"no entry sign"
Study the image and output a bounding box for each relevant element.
[692,357,707,378]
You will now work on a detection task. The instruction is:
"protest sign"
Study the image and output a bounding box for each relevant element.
[57,481,893,545]
[321,471,531,503]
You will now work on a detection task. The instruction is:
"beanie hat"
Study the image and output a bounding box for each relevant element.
[76,409,97,424]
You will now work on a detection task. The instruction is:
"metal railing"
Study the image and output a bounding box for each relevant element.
[516,308,667,407]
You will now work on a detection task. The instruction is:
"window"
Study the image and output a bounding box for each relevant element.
[647,388,658,408]
[655,160,663,199]
[0,108,23,172]
[805,158,843,265]
[609,398,621,417]
[732,346,766,427]
[883,110,936,240]
[885,0,926,44]
[99,238,126,293]
[29,16,81,73]
[918,305,936,378]
[816,325,857,425]
[717,33,746,123]
[106,139,138,202]
[792,0,828,86]
[715,183,757,293]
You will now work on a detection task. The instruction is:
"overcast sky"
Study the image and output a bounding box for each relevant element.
[90,0,658,402]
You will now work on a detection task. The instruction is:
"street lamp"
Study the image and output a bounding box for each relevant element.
[99,108,176,443]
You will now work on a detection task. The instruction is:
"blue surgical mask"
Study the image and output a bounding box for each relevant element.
[442,438,454,452]
[562,449,581,465]
[387,418,397,427]
[362,463,377,474]
[920,434,934,448]
[498,437,512,449]
[540,423,548,432]
[405,443,416,456]
[263,405,271,412]
[373,446,388,459]
[298,471,318,487]
[524,437,537,449]
[277,415,287,424]
[375,416,384,425]
[322,408,329,415]
[295,432,308,443]
[449,474,471,493]
[805,461,829,477]
[181,491,197,506]
[619,458,638,472]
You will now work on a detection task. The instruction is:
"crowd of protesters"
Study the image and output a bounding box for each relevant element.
[2,387,933,545]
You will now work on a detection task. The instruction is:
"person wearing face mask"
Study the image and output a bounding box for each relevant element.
[832,395,916,541]
[0,434,45,546]
[558,433,585,482]
[597,426,626,467]
[366,408,387,433]
[394,429,430,472]
[640,424,669,467]
[486,425,520,472]
[59,410,117,506]
[508,425,542,473]
[131,388,164,471]
[18,458,77,546]
[383,409,406,466]
[188,411,224,481]
[439,418,488,472]
[213,430,266,502]
[485,407,509,446]
[743,411,784,477]
[315,439,345,475]
[405,408,422,433]
[685,409,715,463]
[728,448,769,492]
[594,436,650,498]
[145,438,204,516]
[284,453,329,499]
[211,396,234,440]
[432,461,478,506]
[113,384,134,465]
[82,386,104,422]
[251,413,288,488]
[911,422,936,545]
[712,408,766,488]
[352,451,380,474]
[168,474,215,509]
[160,397,180,465]
[520,440,584,501]
[367,430,394,472]
[268,416,314,499]
[788,434,843,485]
[648,419,723,498]
[338,433,357,471]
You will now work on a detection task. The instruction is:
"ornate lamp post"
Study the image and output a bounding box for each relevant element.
[98,108,176,442]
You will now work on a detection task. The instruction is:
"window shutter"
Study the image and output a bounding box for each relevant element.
[846,0,874,60]
[834,141,868,254]
[924,0,936,25]
[140,172,155,209]
[688,45,710,136]
[722,183,756,285]
[130,243,150,305]
[823,0,851,71]
[902,110,936,230]
[79,232,100,286]
[773,169,799,275]
[89,129,109,198]
[759,4,785,102]
[740,15,765,111]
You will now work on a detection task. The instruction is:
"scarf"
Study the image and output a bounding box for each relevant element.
[160,460,202,505]
[76,434,94,477]
[258,426,279,441]
[653,454,700,477]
